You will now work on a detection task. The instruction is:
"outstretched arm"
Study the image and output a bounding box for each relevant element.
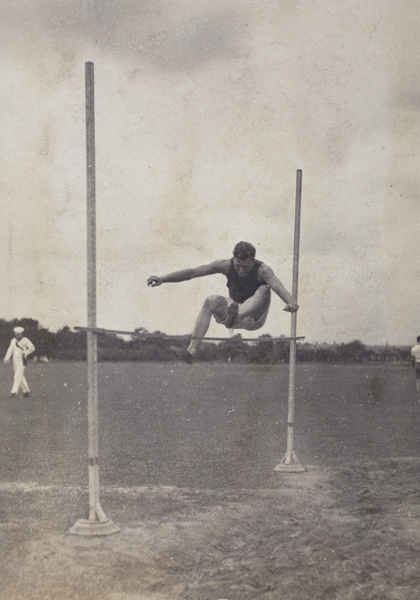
[147,259,229,287]
[260,264,299,312]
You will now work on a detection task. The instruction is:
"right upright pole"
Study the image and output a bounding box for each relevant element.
[275,170,306,472]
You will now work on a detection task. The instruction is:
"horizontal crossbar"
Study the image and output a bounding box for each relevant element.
[74,326,305,343]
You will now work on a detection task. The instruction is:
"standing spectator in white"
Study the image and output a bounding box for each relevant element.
[411,335,420,394]
[3,326,35,398]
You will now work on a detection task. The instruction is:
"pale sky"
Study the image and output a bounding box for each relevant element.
[1,0,419,345]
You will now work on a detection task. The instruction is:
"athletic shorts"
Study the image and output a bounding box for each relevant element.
[214,297,269,331]
[415,363,420,379]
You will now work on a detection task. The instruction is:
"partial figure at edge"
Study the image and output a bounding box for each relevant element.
[410,335,420,396]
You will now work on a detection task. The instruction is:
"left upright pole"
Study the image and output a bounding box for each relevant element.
[70,63,119,536]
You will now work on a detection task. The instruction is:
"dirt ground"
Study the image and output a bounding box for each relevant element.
[1,362,420,599]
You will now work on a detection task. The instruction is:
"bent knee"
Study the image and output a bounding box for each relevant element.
[203,294,226,311]
[252,285,271,305]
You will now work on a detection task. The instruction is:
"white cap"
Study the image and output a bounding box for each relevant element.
[13,327,24,335]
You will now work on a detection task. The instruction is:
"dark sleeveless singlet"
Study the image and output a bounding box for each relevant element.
[226,258,265,303]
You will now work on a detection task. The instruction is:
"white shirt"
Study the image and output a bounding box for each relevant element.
[4,337,35,366]
[411,343,420,363]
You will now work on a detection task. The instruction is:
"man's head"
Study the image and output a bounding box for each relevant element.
[233,241,256,260]
[417,335,420,343]
[14,326,24,340]
[232,241,256,277]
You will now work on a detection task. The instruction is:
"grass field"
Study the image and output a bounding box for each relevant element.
[1,361,420,599]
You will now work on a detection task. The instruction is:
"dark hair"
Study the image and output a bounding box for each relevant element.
[233,241,256,260]
[417,336,420,343]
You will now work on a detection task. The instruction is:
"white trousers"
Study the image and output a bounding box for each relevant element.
[11,363,30,394]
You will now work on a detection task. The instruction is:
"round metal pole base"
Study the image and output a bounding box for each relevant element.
[69,518,120,536]
[274,451,306,473]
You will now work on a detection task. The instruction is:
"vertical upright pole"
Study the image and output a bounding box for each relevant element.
[70,63,119,535]
[275,170,306,472]
[85,60,102,522]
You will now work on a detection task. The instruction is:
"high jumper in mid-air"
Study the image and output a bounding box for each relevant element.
[147,241,298,364]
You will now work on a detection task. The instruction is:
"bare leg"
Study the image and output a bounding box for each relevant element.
[182,287,271,360]
[187,295,228,356]
[236,285,271,320]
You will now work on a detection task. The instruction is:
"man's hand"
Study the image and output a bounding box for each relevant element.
[284,302,299,313]
[147,276,162,287]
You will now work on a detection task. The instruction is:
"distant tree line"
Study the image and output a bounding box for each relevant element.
[0,318,412,364]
